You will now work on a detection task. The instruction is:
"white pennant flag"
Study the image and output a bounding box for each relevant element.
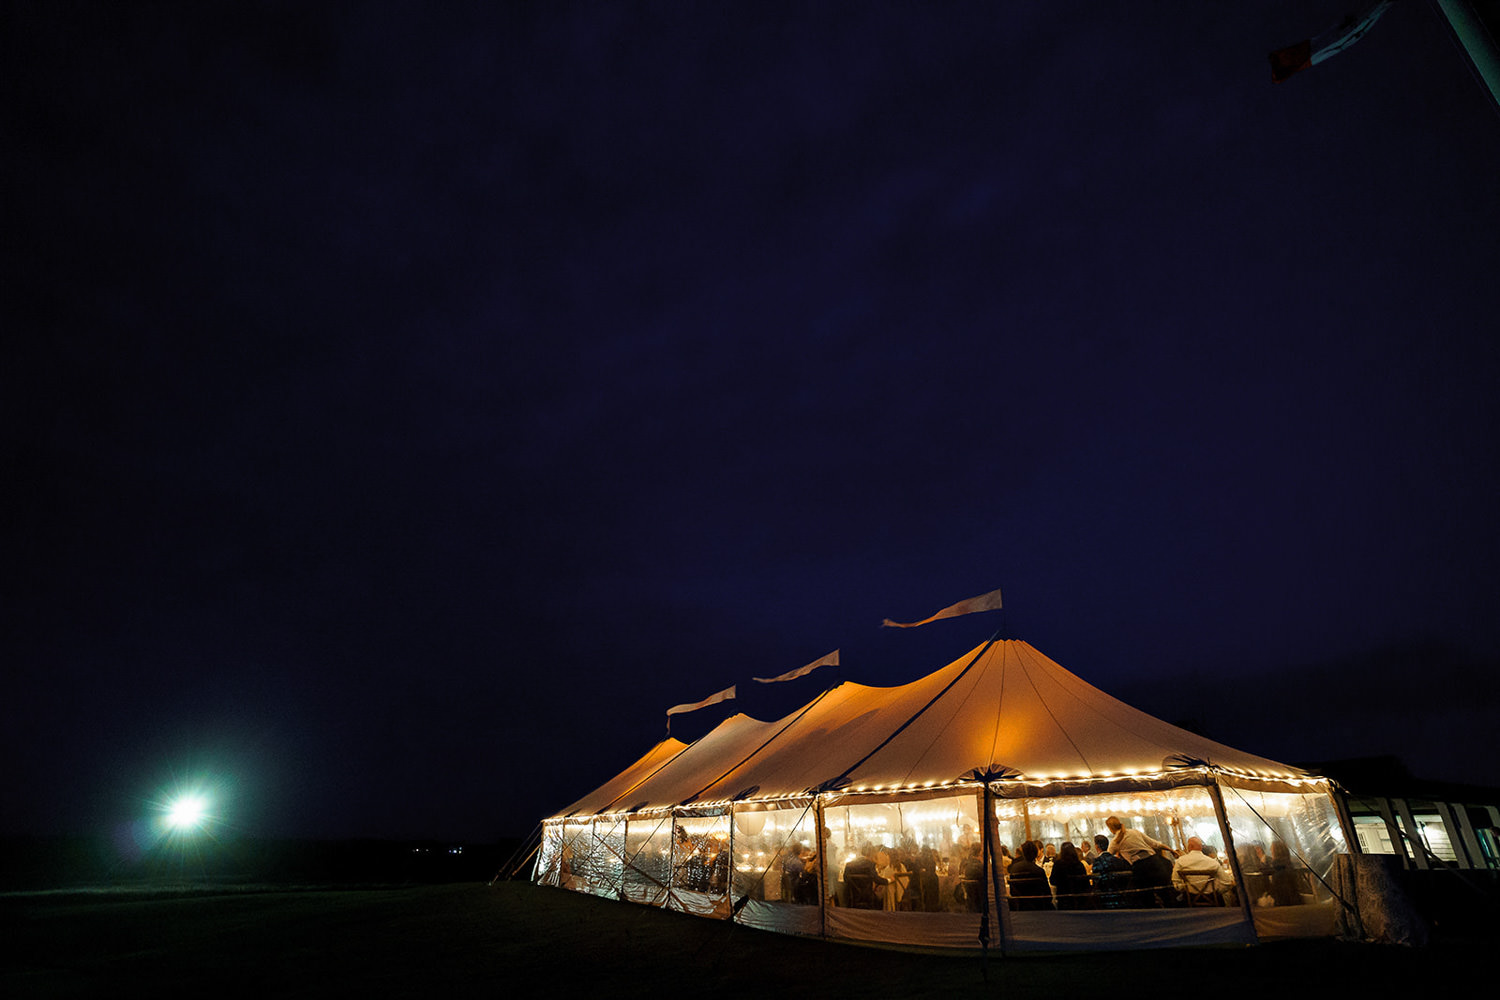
[881,587,1003,629]
[666,685,736,716]
[753,649,839,684]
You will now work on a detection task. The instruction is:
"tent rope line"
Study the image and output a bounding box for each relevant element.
[815,631,1002,793]
[668,823,731,909]
[597,802,818,912]
[728,800,818,914]
[681,687,836,806]
[619,813,675,895]
[1222,783,1358,917]
[894,646,993,789]
[1015,644,1095,775]
[588,737,692,817]
[560,817,630,899]
[601,817,631,899]
[984,640,1010,778]
[496,821,544,882]
[1028,643,1215,774]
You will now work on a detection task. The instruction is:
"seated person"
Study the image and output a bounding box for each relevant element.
[1088,833,1132,907]
[1007,840,1052,911]
[1171,837,1233,903]
[1267,841,1305,906]
[1130,847,1176,908]
[1089,834,1129,875]
[1049,841,1091,909]
[842,844,888,909]
[1236,843,1270,901]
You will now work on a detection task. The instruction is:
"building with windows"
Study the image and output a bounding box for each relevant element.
[1315,756,1500,873]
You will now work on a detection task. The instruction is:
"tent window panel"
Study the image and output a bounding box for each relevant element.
[536,824,565,886]
[670,816,730,897]
[623,816,674,894]
[826,795,980,914]
[995,788,1225,911]
[995,787,1221,856]
[1221,788,1347,906]
[558,820,602,892]
[729,806,818,905]
[575,819,625,896]
[902,794,981,914]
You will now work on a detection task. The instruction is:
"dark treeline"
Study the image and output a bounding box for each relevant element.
[0,835,519,892]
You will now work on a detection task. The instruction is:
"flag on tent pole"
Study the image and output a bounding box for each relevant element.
[753,649,839,684]
[881,587,1003,629]
[666,685,736,716]
[1269,1,1396,82]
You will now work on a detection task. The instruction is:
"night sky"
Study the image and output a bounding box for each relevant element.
[6,2,1498,845]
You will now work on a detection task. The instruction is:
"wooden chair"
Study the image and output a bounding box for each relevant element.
[1179,873,1222,907]
[1007,873,1052,911]
[845,873,878,909]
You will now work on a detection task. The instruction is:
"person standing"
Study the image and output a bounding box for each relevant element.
[1105,816,1172,864]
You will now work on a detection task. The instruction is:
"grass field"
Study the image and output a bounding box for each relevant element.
[1,881,1482,998]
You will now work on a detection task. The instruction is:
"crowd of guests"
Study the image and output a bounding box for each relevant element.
[993,816,1311,910]
[806,815,1310,912]
[831,842,958,911]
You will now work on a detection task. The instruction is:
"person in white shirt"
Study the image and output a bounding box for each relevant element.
[1172,837,1234,896]
[1105,816,1171,864]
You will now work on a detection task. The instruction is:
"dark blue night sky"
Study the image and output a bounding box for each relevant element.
[5,2,1498,843]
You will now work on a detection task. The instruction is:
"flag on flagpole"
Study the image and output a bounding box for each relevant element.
[882,587,1003,629]
[666,685,736,716]
[1269,1,1395,82]
[753,649,839,684]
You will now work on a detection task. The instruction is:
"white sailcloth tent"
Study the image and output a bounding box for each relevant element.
[535,639,1354,950]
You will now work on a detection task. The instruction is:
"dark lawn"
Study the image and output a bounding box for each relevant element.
[0,882,1479,998]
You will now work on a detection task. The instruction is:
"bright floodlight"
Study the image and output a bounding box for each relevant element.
[167,794,208,830]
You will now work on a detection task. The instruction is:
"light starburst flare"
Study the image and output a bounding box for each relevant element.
[165,794,209,831]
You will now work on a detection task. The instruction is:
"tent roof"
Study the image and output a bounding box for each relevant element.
[554,735,689,817]
[551,639,1306,819]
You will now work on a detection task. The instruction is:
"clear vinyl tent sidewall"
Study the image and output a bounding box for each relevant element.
[986,771,1256,949]
[537,771,1357,951]
[1215,774,1355,939]
[532,639,1359,952]
[729,797,822,937]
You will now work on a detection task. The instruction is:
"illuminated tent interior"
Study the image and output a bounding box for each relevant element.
[535,639,1355,951]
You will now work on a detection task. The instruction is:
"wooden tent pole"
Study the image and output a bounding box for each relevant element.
[985,783,1010,958]
[815,798,829,940]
